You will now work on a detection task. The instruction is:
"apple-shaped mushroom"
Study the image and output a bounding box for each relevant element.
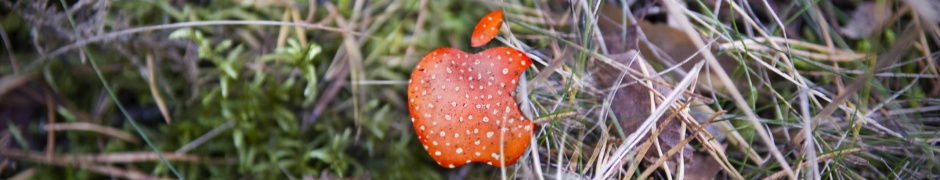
[408,9,534,168]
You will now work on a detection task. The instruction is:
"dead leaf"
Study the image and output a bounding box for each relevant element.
[595,5,725,177]
[593,23,691,166]
[684,148,724,180]
[903,0,940,23]
[598,4,745,95]
[594,50,693,167]
[840,2,892,39]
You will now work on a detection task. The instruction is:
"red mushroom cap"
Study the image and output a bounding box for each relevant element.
[471,10,504,47]
[408,47,534,168]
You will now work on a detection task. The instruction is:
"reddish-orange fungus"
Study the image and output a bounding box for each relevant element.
[408,47,534,168]
[471,9,504,47]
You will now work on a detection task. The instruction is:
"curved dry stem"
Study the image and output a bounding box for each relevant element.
[44,122,139,143]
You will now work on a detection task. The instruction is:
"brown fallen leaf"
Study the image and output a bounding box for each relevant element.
[595,4,725,178]
[637,21,752,94]
[684,148,724,180]
[598,4,745,96]
[594,50,693,167]
[594,51,726,178]
[595,22,692,166]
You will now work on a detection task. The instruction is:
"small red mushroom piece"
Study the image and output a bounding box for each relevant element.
[471,9,504,47]
[408,47,534,168]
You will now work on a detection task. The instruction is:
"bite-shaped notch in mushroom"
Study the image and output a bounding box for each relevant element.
[408,47,534,168]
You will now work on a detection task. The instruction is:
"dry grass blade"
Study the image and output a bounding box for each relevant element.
[0,23,17,75]
[324,2,365,143]
[812,24,920,132]
[596,61,704,179]
[718,37,869,62]
[800,84,819,179]
[275,9,292,49]
[531,111,579,125]
[7,168,36,180]
[662,0,796,178]
[0,148,233,164]
[625,100,692,180]
[526,50,571,91]
[5,155,172,180]
[402,0,429,60]
[0,148,239,180]
[43,122,140,143]
[0,75,31,99]
[638,107,720,179]
[175,121,235,154]
[290,7,309,47]
[146,55,171,124]
[79,164,174,180]
[44,90,55,162]
[763,148,869,180]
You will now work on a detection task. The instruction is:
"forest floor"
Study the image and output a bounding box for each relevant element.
[1,0,939,179]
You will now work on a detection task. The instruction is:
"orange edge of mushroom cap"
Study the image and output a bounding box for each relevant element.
[408,47,534,168]
[471,9,504,47]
